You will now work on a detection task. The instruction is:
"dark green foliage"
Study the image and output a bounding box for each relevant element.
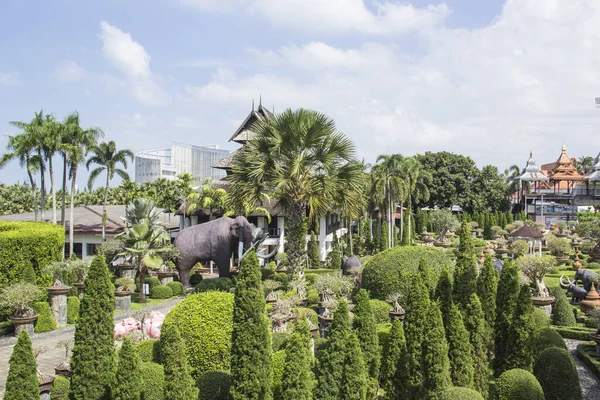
[309,231,321,268]
[370,299,392,325]
[453,221,477,309]
[352,290,380,398]
[380,319,408,399]
[362,246,453,300]
[271,273,289,290]
[215,277,233,291]
[230,250,272,400]
[262,268,276,280]
[505,286,536,372]
[33,301,56,333]
[439,387,484,400]
[550,286,576,326]
[271,350,286,399]
[463,294,490,399]
[0,221,64,286]
[113,338,142,400]
[151,285,173,299]
[380,221,389,251]
[422,302,451,399]
[326,231,342,269]
[418,257,436,296]
[139,362,164,400]
[494,261,520,376]
[533,347,582,400]
[70,255,116,400]
[51,376,70,400]
[281,320,315,400]
[147,276,161,290]
[161,291,233,379]
[271,332,289,352]
[189,273,203,286]
[477,254,498,358]
[197,371,232,400]
[446,304,474,387]
[166,281,183,296]
[340,333,368,400]
[67,296,79,324]
[162,323,199,400]
[531,308,550,331]
[494,368,544,400]
[532,327,568,360]
[435,265,453,328]
[4,331,38,400]
[134,339,160,363]
[313,337,328,360]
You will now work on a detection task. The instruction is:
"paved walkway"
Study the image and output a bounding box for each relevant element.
[565,339,600,400]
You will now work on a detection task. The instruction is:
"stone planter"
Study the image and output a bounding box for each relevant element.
[73,281,85,299]
[318,315,334,338]
[590,333,600,355]
[310,325,320,338]
[54,362,70,378]
[389,310,406,323]
[433,241,451,248]
[118,264,136,279]
[531,296,555,316]
[114,290,132,311]
[11,313,38,336]
[555,255,570,264]
[157,271,174,285]
[47,286,71,327]
[39,374,55,399]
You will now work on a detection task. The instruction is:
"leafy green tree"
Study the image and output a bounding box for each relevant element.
[477,254,498,357]
[70,255,116,400]
[400,156,432,244]
[446,304,474,387]
[309,231,321,268]
[374,218,381,251]
[506,286,536,372]
[352,289,380,397]
[162,323,199,400]
[435,265,453,328]
[381,319,408,399]
[280,320,315,400]
[230,250,272,400]
[494,261,520,376]
[453,221,477,309]
[422,302,451,399]
[4,331,38,400]
[113,338,142,400]
[86,140,134,241]
[464,294,490,398]
[371,154,406,248]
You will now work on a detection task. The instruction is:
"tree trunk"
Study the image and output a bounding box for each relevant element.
[49,157,57,224]
[407,196,412,246]
[399,203,404,247]
[102,172,109,242]
[348,217,353,256]
[61,156,67,226]
[389,189,394,248]
[285,202,307,274]
[39,150,46,221]
[69,166,77,258]
[138,264,146,303]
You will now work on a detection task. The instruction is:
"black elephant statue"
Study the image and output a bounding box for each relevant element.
[573,268,599,292]
[174,216,279,288]
[560,275,588,304]
[341,255,361,275]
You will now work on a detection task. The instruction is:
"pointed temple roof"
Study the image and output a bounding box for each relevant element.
[519,151,548,182]
[228,101,274,144]
[540,144,585,181]
[510,224,543,239]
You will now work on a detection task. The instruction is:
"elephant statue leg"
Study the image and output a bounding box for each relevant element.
[214,254,232,278]
[178,256,197,289]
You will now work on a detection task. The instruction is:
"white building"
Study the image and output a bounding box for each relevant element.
[135,142,229,184]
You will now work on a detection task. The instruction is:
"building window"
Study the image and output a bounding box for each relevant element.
[86,243,98,257]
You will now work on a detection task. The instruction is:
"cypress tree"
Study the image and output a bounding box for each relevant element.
[309,231,320,268]
[446,304,474,388]
[506,285,536,372]
[499,213,508,229]
[507,211,514,224]
[340,333,368,400]
[453,221,477,309]
[418,258,436,297]
[70,255,116,400]
[352,289,380,397]
[327,231,342,269]
[422,302,451,399]
[464,294,490,399]
[280,320,315,400]
[113,338,142,400]
[162,323,199,400]
[381,319,408,399]
[230,249,272,400]
[476,254,498,357]
[380,222,389,251]
[4,331,38,400]
[494,260,520,376]
[435,265,453,329]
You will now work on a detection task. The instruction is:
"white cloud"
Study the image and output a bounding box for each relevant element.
[0,72,21,86]
[56,60,86,82]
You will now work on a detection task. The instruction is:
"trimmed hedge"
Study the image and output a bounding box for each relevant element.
[576,343,600,380]
[494,368,545,400]
[370,299,391,325]
[550,287,577,326]
[439,387,484,400]
[532,327,568,360]
[0,221,64,286]
[161,291,234,379]
[67,296,79,325]
[134,339,160,363]
[215,277,233,291]
[533,347,582,400]
[272,332,289,352]
[377,323,392,361]
[0,320,14,336]
[139,362,164,400]
[147,277,161,290]
[551,325,596,340]
[33,301,56,333]
[151,285,173,299]
[197,370,231,400]
[166,281,183,296]
[50,375,70,400]
[362,246,453,300]
[271,349,286,398]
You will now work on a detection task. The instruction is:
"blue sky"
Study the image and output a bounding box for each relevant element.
[1,0,599,189]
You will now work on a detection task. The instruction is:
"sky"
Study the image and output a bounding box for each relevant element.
[1,0,600,189]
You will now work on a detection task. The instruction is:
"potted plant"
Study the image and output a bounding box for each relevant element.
[555,221,569,237]
[429,209,459,246]
[34,346,55,393]
[288,278,308,305]
[387,292,406,322]
[517,255,556,306]
[114,277,135,295]
[71,259,89,298]
[0,282,42,336]
[263,279,281,303]
[54,339,73,378]
[269,298,293,333]
[43,261,72,297]
[548,235,572,262]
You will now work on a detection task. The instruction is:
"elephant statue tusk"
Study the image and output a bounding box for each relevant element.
[256,245,279,259]
[559,275,571,289]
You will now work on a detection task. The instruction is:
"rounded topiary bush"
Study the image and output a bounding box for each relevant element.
[147,276,161,290]
[532,327,568,360]
[166,281,183,296]
[494,368,545,400]
[50,375,70,400]
[533,347,582,400]
[215,277,233,291]
[532,307,550,331]
[439,387,484,400]
[33,301,56,333]
[550,286,577,326]
[362,246,453,300]
[190,273,203,286]
[197,370,231,400]
[139,362,164,400]
[151,285,173,299]
[134,339,160,363]
[162,291,234,379]
[370,299,391,325]
[271,350,286,399]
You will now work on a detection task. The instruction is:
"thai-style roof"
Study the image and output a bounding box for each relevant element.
[228,103,274,144]
[212,151,236,170]
[519,151,548,182]
[510,224,543,239]
[540,145,584,181]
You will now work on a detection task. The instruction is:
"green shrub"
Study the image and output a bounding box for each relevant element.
[304,273,318,284]
[50,375,70,400]
[362,246,453,300]
[314,337,327,359]
[576,344,600,379]
[151,285,173,299]
[67,296,79,325]
[134,339,160,363]
[162,323,198,399]
[166,281,183,296]
[439,387,484,400]
[550,287,576,326]
[271,350,286,398]
[531,308,550,331]
[272,332,289,352]
[295,307,318,327]
[0,221,64,286]
[147,276,161,290]
[190,273,203,286]
[33,301,56,333]
[139,362,164,400]
[532,327,568,360]
[376,324,391,360]
[494,368,545,400]
[307,289,319,305]
[533,347,582,400]
[551,325,596,340]
[261,269,276,281]
[197,371,231,400]
[370,299,391,325]
[589,262,600,270]
[161,291,234,379]
[272,272,289,290]
[5,331,38,399]
[0,320,14,336]
[215,277,233,291]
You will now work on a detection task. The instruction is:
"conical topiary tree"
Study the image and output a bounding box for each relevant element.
[70,255,116,400]
[309,231,320,269]
[418,257,436,297]
[4,331,38,400]
[380,319,408,399]
[422,302,451,399]
[352,289,380,398]
[113,338,142,400]
[549,286,576,326]
[327,230,342,269]
[506,285,536,372]
[464,294,490,398]
[340,332,368,400]
[435,265,453,328]
[380,222,389,252]
[447,304,474,388]
[494,260,520,376]
[280,320,315,400]
[477,254,498,357]
[230,249,272,400]
[453,221,477,309]
[162,323,199,400]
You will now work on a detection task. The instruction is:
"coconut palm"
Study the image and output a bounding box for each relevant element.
[187,178,228,220]
[401,157,432,245]
[86,141,134,241]
[575,156,595,175]
[371,154,406,248]
[39,115,63,224]
[227,108,363,272]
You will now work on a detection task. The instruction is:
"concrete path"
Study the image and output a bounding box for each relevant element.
[565,339,600,400]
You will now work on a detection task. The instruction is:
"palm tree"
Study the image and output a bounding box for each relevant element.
[39,115,63,224]
[371,154,406,248]
[118,198,171,303]
[187,178,228,220]
[575,156,595,175]
[86,141,134,241]
[227,108,363,272]
[400,157,432,245]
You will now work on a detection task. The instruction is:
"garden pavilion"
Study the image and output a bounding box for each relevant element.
[510,224,544,257]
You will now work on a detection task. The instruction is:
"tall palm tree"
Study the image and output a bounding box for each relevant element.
[40,115,63,224]
[86,141,134,241]
[371,154,406,248]
[227,108,363,273]
[400,157,432,245]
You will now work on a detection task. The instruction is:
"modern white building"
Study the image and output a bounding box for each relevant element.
[135,142,229,184]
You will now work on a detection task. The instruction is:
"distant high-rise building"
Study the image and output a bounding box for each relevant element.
[135,142,228,184]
